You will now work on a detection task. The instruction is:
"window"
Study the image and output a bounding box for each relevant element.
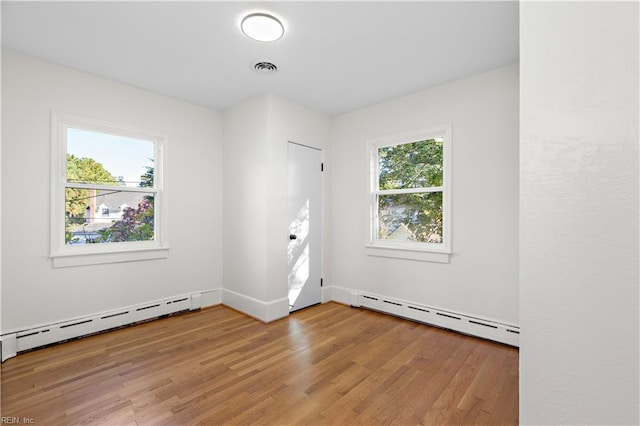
[51,112,168,267]
[367,125,451,262]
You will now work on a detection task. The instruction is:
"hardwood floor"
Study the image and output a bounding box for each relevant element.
[1,302,518,425]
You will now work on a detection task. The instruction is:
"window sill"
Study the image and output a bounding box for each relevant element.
[51,246,169,268]
[365,244,450,263]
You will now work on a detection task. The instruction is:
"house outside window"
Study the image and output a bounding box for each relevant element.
[50,112,168,267]
[366,124,451,263]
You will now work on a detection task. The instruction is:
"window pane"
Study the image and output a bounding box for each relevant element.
[66,128,154,187]
[65,189,155,245]
[378,192,443,243]
[378,138,443,190]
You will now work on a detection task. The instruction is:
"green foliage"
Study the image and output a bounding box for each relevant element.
[379,193,443,243]
[139,163,154,188]
[97,166,155,243]
[379,139,443,190]
[65,154,156,245]
[64,217,79,244]
[139,162,155,203]
[65,154,119,217]
[378,139,444,243]
[98,199,154,243]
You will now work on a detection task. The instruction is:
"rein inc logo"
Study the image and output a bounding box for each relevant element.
[0,418,35,425]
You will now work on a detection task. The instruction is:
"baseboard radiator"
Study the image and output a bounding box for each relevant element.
[1,293,202,362]
[355,292,519,347]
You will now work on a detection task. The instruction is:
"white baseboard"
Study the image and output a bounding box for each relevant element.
[1,284,518,362]
[325,285,519,347]
[2,335,17,362]
[321,285,334,303]
[325,285,359,306]
[1,289,222,362]
[201,289,223,307]
[221,289,289,323]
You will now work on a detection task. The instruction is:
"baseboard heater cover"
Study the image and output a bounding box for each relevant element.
[1,293,201,362]
[356,292,519,347]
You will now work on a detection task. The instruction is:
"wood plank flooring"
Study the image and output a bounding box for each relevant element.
[1,302,518,425]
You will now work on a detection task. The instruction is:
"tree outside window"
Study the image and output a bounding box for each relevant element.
[51,112,167,267]
[64,128,156,245]
[369,125,451,254]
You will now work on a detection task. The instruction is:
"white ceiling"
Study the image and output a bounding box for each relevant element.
[1,1,519,116]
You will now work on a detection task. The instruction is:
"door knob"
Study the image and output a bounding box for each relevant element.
[289,234,297,240]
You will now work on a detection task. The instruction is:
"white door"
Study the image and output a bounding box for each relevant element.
[287,142,322,312]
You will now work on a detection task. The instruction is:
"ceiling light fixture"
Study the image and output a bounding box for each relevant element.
[241,13,284,42]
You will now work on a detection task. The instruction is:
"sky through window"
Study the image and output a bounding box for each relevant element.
[67,128,154,187]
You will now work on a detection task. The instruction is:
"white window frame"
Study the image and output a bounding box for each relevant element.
[50,112,169,268]
[366,124,452,263]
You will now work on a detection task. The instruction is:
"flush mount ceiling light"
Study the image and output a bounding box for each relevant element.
[241,13,284,42]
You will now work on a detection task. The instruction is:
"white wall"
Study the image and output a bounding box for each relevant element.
[222,95,270,306]
[1,50,224,332]
[520,3,639,425]
[329,64,519,325]
[266,95,331,302]
[222,94,330,320]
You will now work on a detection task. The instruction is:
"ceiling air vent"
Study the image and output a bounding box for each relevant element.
[254,61,277,74]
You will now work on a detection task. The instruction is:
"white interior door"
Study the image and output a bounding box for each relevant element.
[287,142,322,312]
